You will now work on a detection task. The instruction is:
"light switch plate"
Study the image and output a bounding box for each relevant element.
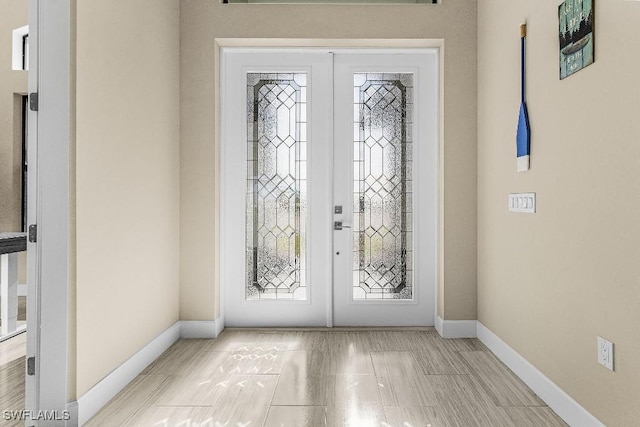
[509,193,536,213]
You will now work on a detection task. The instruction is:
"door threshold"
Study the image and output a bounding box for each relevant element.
[223,326,436,332]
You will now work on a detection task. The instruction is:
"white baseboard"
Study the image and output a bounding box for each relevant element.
[74,319,225,425]
[65,400,78,427]
[435,316,477,338]
[76,321,181,425]
[18,284,27,296]
[477,322,604,427]
[180,317,224,339]
[434,315,443,335]
[72,318,604,427]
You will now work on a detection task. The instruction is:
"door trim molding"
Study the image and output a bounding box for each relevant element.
[26,0,73,419]
[216,38,444,49]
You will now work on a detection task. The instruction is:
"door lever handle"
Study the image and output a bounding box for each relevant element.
[334,221,352,231]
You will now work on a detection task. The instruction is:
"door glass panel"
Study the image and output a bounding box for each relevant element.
[246,73,308,300]
[353,73,413,300]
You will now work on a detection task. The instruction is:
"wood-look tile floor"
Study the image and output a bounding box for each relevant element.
[88,329,567,427]
[0,332,26,427]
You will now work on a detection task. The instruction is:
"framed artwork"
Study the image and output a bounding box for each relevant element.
[559,0,595,79]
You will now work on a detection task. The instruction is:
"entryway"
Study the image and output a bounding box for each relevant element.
[221,48,438,327]
[87,328,566,426]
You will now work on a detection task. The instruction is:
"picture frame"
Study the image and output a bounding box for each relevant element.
[559,0,595,79]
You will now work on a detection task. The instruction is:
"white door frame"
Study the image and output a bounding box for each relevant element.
[26,0,72,424]
[218,45,440,328]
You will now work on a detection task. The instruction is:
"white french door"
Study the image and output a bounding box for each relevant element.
[332,53,437,326]
[222,51,333,327]
[222,49,437,327]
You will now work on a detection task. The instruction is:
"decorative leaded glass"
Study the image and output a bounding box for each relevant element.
[246,73,307,300]
[353,73,413,300]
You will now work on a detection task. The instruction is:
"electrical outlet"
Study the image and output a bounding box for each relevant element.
[597,336,614,371]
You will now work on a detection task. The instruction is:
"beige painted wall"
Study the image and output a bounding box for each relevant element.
[0,0,27,282]
[478,1,640,425]
[179,0,478,321]
[0,0,27,234]
[75,0,180,397]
